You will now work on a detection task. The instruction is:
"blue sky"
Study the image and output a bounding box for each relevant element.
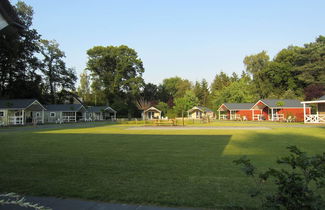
[15,0,325,85]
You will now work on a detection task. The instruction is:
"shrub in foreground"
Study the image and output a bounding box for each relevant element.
[234,146,325,210]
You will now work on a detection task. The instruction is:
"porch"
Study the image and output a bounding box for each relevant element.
[142,107,161,120]
[2,108,45,126]
[61,111,86,123]
[301,99,325,123]
[251,101,285,121]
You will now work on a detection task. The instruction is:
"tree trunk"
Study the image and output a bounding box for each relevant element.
[182,110,184,126]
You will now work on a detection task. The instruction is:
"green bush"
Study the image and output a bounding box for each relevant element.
[234,146,325,210]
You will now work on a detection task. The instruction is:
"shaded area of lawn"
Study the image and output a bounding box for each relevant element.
[0,133,235,208]
[0,128,325,209]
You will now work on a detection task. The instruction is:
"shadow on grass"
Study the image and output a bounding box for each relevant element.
[0,131,324,209]
[0,121,118,133]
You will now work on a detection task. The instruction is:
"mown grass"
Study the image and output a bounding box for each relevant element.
[0,122,325,209]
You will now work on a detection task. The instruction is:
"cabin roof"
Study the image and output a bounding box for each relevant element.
[258,99,304,108]
[188,106,214,112]
[0,0,25,30]
[0,99,44,109]
[45,104,85,112]
[87,106,116,113]
[221,103,255,110]
[144,106,161,113]
[318,95,325,100]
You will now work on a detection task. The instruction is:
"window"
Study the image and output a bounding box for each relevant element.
[0,111,4,117]
[89,113,92,117]
[50,112,56,117]
[36,112,41,117]
[15,111,22,116]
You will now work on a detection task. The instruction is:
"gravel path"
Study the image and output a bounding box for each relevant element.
[126,126,272,130]
[0,195,197,210]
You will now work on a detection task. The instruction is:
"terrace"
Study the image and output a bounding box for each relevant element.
[301,95,325,123]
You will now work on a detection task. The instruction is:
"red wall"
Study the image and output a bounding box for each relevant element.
[223,106,311,122]
[235,110,253,121]
[276,108,310,122]
[255,107,311,122]
[224,110,253,120]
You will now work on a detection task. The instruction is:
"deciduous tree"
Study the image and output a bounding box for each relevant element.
[86,45,144,118]
[39,39,77,103]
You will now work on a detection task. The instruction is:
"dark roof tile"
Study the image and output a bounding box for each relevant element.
[222,103,255,110]
[260,99,303,108]
[45,104,84,112]
[0,99,39,109]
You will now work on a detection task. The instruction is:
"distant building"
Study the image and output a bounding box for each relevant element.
[87,106,117,121]
[251,99,310,122]
[142,107,161,120]
[0,99,46,126]
[45,104,87,123]
[187,106,215,119]
[218,103,254,120]
[301,95,325,123]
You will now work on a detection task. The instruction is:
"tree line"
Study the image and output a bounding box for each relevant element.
[80,35,325,118]
[0,1,77,104]
[2,2,325,118]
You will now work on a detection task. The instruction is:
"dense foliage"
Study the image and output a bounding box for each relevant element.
[0,1,77,104]
[85,45,145,118]
[234,146,325,210]
[2,2,325,117]
[79,35,325,117]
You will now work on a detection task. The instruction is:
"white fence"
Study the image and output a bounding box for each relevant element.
[304,114,325,123]
[9,116,23,125]
[219,114,228,120]
[62,116,76,123]
[271,114,284,121]
[253,114,263,121]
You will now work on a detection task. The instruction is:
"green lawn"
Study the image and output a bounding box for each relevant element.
[0,122,325,209]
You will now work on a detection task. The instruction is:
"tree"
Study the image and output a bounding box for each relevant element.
[174,90,199,117]
[262,61,298,97]
[141,83,159,102]
[210,72,231,93]
[243,51,271,98]
[193,79,210,107]
[39,39,77,103]
[135,98,151,120]
[304,84,325,101]
[213,77,257,106]
[243,51,270,77]
[157,84,170,104]
[156,101,168,116]
[230,72,239,82]
[0,1,42,99]
[86,45,145,118]
[77,69,91,104]
[162,77,192,99]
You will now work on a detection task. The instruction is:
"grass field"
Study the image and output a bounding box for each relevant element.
[0,122,325,209]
